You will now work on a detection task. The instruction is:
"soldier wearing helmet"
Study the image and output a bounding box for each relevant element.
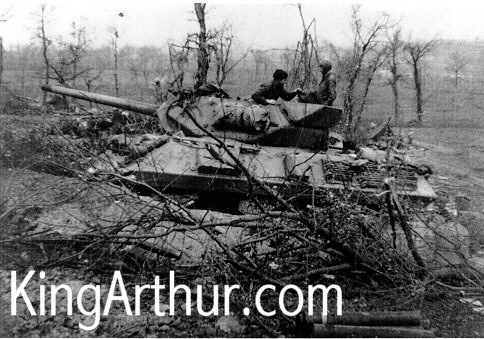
[316,60,337,106]
[298,60,337,106]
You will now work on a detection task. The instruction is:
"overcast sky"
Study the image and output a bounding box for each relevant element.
[1,1,484,50]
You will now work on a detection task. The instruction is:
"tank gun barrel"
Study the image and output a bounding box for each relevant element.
[41,84,159,116]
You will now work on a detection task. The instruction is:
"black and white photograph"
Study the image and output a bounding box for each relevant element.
[1,1,484,337]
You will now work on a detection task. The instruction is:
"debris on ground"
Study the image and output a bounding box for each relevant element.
[1,85,483,338]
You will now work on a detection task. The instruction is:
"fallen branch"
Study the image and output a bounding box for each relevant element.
[386,180,426,271]
[312,324,435,338]
[283,263,351,281]
[304,310,422,326]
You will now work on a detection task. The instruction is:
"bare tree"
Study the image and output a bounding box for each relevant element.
[194,3,209,90]
[68,21,88,88]
[338,5,391,137]
[167,4,217,90]
[354,45,389,129]
[128,46,165,99]
[447,50,468,89]
[387,28,404,125]
[81,70,103,92]
[168,40,190,89]
[404,38,438,124]
[291,4,320,89]
[16,44,35,92]
[108,26,120,97]
[282,49,294,74]
[0,38,4,86]
[210,22,250,87]
[0,8,12,85]
[251,49,268,82]
[447,50,468,112]
[33,4,53,105]
[49,20,91,87]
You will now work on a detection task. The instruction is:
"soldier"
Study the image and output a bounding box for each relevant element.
[298,60,337,106]
[316,60,337,106]
[252,69,303,105]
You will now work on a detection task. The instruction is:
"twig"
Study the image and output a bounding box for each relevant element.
[283,263,352,281]
[435,281,483,292]
[385,188,397,249]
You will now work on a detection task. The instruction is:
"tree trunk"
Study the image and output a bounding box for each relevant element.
[73,60,77,88]
[20,47,26,93]
[114,40,119,97]
[453,70,459,112]
[40,10,50,106]
[86,80,93,109]
[219,72,227,87]
[412,62,423,124]
[214,49,222,86]
[390,60,400,126]
[254,61,260,82]
[0,36,3,85]
[354,73,375,132]
[391,81,400,125]
[344,74,358,135]
[194,3,209,90]
[343,49,366,137]
[21,64,26,92]
[344,88,355,133]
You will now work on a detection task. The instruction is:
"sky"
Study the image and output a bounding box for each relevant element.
[1,1,484,50]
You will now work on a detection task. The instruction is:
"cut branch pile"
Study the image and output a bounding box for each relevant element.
[2,94,483,337]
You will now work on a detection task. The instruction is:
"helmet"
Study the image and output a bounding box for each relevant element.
[319,60,332,73]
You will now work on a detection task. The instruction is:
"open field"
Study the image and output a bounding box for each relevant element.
[405,128,484,212]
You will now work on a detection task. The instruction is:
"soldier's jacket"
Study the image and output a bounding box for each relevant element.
[317,71,337,106]
[252,81,298,105]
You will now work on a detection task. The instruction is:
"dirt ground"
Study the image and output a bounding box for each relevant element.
[401,127,484,214]
[1,121,484,337]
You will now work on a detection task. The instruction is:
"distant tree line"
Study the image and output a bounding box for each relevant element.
[2,3,483,133]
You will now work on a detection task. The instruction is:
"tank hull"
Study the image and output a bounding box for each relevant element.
[95,135,436,199]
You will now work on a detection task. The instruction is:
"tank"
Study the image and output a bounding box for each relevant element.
[41,84,436,199]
